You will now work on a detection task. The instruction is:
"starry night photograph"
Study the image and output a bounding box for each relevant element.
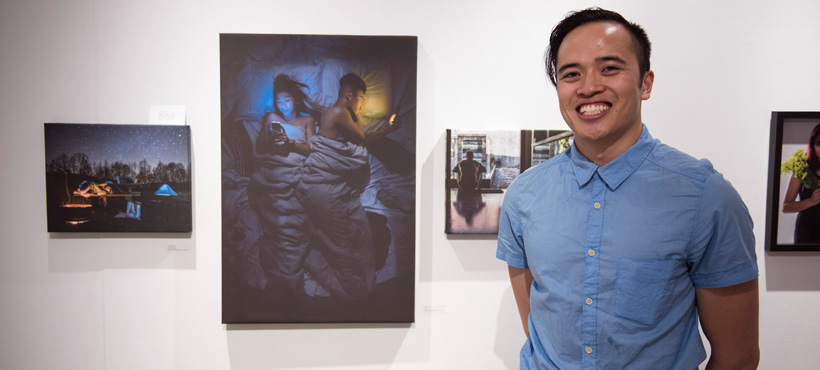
[44,123,192,233]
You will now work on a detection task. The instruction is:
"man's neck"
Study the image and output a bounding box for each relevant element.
[333,98,348,108]
[574,125,643,167]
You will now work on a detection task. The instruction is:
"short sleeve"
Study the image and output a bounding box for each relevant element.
[688,172,758,288]
[496,178,528,269]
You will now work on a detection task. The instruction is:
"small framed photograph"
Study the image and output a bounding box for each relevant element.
[765,111,820,251]
[44,123,192,233]
[444,128,570,234]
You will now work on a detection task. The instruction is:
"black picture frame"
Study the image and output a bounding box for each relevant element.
[765,111,820,251]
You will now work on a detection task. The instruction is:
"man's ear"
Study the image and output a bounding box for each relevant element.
[641,70,654,101]
[344,90,353,102]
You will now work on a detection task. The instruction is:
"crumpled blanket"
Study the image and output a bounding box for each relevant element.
[222,119,267,290]
[248,143,311,293]
[297,134,375,299]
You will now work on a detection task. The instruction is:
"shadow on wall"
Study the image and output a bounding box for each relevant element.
[47,232,196,272]
[495,288,524,369]
[765,252,820,291]
[225,323,425,369]
[417,131,440,283]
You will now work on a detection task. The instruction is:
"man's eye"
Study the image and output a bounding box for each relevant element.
[602,66,620,74]
[560,72,580,80]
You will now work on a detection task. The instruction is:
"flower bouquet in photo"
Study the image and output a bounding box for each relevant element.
[781,149,819,190]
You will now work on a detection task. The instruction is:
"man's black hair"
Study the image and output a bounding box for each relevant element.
[545,7,651,86]
[339,73,367,94]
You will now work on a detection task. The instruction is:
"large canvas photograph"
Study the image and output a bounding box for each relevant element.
[445,129,570,234]
[44,123,192,233]
[220,34,417,323]
[766,111,820,251]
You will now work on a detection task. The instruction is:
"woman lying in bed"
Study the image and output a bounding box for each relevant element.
[250,73,320,295]
[256,74,317,155]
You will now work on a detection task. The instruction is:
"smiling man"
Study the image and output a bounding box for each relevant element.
[497,8,760,370]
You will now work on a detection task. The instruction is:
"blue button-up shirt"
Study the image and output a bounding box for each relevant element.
[497,126,758,370]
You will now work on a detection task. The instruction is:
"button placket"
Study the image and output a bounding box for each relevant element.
[581,171,606,368]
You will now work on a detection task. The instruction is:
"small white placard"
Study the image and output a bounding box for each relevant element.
[424,304,446,313]
[168,243,191,251]
[149,105,186,125]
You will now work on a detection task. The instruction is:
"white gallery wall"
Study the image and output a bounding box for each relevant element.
[1,0,818,369]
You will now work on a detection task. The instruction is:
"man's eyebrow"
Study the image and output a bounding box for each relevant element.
[597,55,628,65]
[556,63,580,75]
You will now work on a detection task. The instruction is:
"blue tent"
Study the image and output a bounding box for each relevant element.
[154,184,178,196]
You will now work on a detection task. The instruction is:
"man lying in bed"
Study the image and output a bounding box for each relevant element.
[297,73,397,299]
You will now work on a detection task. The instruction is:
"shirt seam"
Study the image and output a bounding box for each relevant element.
[643,155,711,183]
[685,171,709,261]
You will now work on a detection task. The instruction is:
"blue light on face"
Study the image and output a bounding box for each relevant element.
[276,94,294,118]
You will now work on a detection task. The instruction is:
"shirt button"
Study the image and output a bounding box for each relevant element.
[585,298,593,305]
[593,202,601,209]
[588,250,595,257]
[585,347,593,354]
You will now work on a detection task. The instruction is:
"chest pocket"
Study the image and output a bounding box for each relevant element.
[614,258,678,326]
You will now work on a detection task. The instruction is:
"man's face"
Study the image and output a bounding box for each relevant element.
[555,21,653,151]
[347,89,365,117]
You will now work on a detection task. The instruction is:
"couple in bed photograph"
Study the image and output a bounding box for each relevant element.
[221,34,417,323]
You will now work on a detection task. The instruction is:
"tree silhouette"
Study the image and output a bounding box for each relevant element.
[48,153,189,184]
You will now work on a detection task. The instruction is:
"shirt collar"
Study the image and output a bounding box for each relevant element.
[568,124,656,191]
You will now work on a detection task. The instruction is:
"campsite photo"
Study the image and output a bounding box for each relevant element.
[220,34,417,323]
[44,123,192,233]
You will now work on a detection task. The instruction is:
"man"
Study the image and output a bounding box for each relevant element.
[298,73,396,299]
[496,8,759,370]
[453,151,487,192]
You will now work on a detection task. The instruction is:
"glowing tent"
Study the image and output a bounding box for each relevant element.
[154,184,178,196]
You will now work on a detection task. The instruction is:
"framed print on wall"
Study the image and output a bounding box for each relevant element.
[44,123,192,233]
[220,34,417,323]
[445,129,571,234]
[765,111,820,251]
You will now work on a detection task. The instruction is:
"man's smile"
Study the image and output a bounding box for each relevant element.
[578,103,612,117]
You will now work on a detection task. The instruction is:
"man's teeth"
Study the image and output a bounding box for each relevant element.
[579,104,610,115]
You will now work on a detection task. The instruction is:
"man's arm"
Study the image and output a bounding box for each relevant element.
[364,113,400,147]
[509,265,533,337]
[695,278,760,370]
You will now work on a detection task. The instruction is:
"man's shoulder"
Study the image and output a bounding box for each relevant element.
[526,152,571,174]
[645,141,717,182]
[510,153,570,191]
[322,106,345,120]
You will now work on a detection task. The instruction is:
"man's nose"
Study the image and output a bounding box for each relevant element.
[577,74,604,97]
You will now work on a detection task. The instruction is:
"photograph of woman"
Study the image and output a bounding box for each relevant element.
[250,73,319,297]
[782,122,820,244]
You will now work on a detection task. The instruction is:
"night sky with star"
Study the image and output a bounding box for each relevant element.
[44,123,190,168]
